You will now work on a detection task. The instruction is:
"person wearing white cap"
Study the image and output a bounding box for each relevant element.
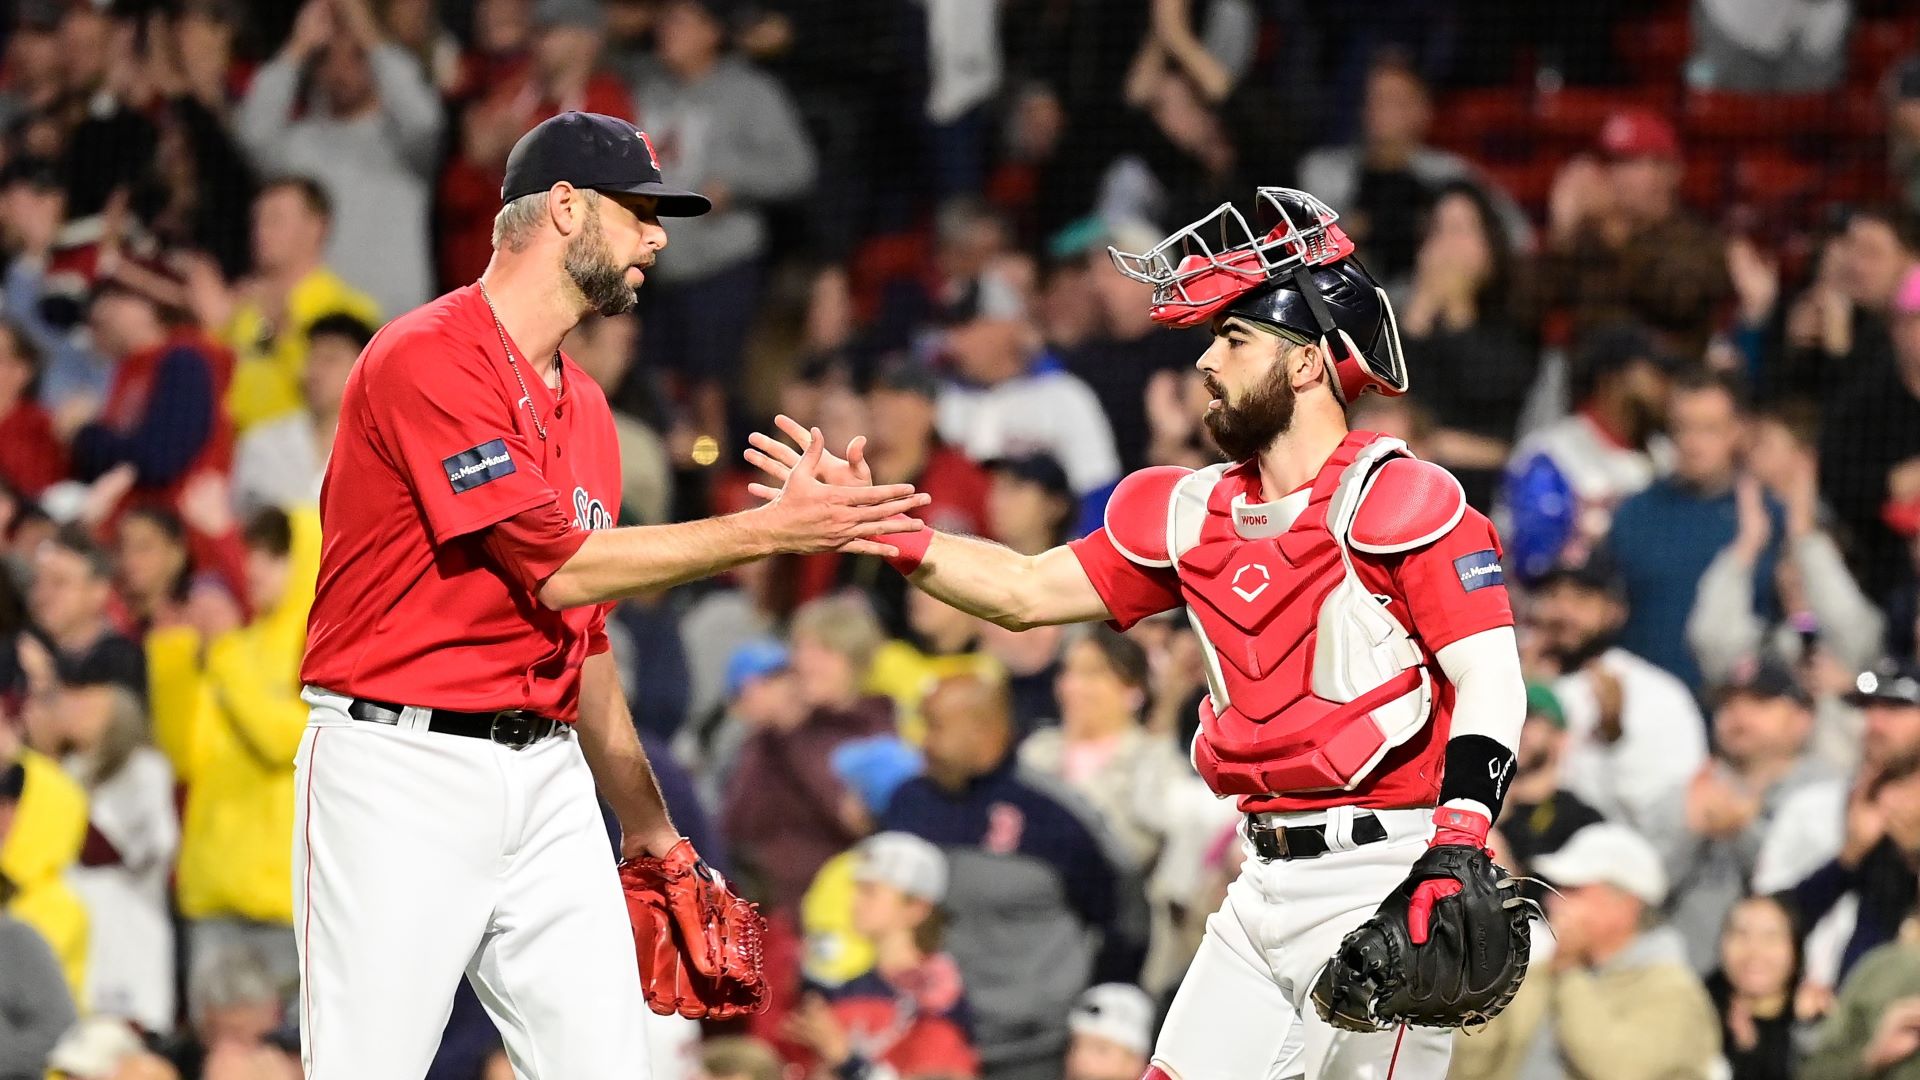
[1065,983,1156,1080]
[1451,823,1722,1080]
[782,832,979,1080]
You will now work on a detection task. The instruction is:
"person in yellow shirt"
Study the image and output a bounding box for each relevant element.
[184,177,380,433]
[866,589,1002,745]
[160,503,320,997]
[0,736,90,1003]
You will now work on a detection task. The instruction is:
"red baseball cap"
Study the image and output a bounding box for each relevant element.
[1597,108,1681,161]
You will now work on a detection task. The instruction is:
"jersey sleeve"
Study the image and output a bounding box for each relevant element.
[363,335,560,544]
[1067,528,1184,631]
[1387,506,1515,652]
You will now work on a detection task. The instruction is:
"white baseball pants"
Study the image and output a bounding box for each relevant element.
[293,688,652,1080]
[1151,806,1453,1080]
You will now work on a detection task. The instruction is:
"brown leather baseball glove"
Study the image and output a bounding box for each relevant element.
[619,839,768,1020]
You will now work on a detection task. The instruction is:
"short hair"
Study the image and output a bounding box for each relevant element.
[1754,397,1820,449]
[492,187,605,253]
[698,1037,782,1080]
[0,316,43,399]
[188,945,281,1031]
[1667,366,1747,411]
[789,592,885,676]
[48,523,112,581]
[1847,205,1920,255]
[1568,321,1666,402]
[260,175,332,223]
[243,507,293,557]
[1083,625,1149,691]
[306,311,376,351]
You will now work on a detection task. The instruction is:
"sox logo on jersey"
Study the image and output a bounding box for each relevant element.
[574,487,613,531]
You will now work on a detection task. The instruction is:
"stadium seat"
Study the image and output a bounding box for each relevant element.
[1534,87,1674,143]
[1434,89,1536,158]
[1849,18,1919,88]
[1616,15,1692,88]
[1478,158,1559,216]
[1732,152,1822,205]
[1681,90,1850,140]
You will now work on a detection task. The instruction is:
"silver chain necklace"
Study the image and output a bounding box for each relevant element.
[477,280,562,441]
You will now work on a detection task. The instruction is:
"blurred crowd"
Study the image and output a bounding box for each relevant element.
[6,0,1920,1078]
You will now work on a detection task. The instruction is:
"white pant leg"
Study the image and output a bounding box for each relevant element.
[464,730,652,1080]
[294,702,505,1080]
[1151,874,1301,1080]
[1254,812,1454,1080]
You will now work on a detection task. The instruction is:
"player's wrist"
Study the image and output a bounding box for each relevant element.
[884,516,933,575]
[1430,805,1492,849]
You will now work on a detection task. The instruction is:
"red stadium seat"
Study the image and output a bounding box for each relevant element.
[1849,18,1919,87]
[1732,152,1822,205]
[1617,15,1692,88]
[1680,153,1727,210]
[1434,89,1535,158]
[1534,88,1674,143]
[1684,90,1847,139]
[1478,158,1558,216]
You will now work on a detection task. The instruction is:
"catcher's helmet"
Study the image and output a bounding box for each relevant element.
[1108,188,1408,401]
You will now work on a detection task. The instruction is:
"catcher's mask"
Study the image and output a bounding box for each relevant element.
[1108,187,1409,402]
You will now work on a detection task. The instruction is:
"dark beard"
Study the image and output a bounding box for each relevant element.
[1203,360,1296,461]
[1544,630,1615,673]
[564,202,638,316]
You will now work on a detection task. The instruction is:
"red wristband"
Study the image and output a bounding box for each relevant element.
[1431,806,1492,850]
[884,516,933,575]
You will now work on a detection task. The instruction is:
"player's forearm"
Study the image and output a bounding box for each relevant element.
[1434,627,1525,820]
[906,532,1107,631]
[539,511,780,608]
[576,653,679,859]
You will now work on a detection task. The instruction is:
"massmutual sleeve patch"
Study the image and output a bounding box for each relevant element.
[1452,549,1505,593]
[443,438,517,493]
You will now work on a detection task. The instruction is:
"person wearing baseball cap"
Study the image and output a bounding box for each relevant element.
[1497,681,1605,873]
[293,103,925,1071]
[983,453,1078,555]
[1065,983,1157,1080]
[785,832,979,1080]
[1847,658,1920,771]
[1542,100,1728,360]
[1504,824,1721,1079]
[1662,659,1823,970]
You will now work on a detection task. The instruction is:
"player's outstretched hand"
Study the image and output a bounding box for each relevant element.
[744,413,872,489]
[749,426,927,559]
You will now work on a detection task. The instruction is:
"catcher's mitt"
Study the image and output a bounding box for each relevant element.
[620,839,768,1020]
[1311,827,1537,1032]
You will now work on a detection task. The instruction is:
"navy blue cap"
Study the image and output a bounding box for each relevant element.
[1847,659,1920,708]
[501,112,711,217]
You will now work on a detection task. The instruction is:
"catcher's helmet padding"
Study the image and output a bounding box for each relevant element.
[1107,186,1409,401]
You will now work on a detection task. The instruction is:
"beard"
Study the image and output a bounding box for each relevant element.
[1203,359,1297,461]
[564,200,640,317]
[1542,628,1615,673]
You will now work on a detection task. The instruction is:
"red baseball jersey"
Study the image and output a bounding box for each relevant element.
[301,284,621,722]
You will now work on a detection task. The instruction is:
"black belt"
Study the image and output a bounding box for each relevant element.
[1246,812,1389,861]
[345,698,563,750]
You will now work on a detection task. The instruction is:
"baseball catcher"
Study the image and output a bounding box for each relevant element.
[746,187,1535,1077]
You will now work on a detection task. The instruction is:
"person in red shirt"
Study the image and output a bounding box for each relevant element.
[436,0,636,288]
[0,318,62,498]
[295,111,927,1079]
[746,189,1531,1080]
